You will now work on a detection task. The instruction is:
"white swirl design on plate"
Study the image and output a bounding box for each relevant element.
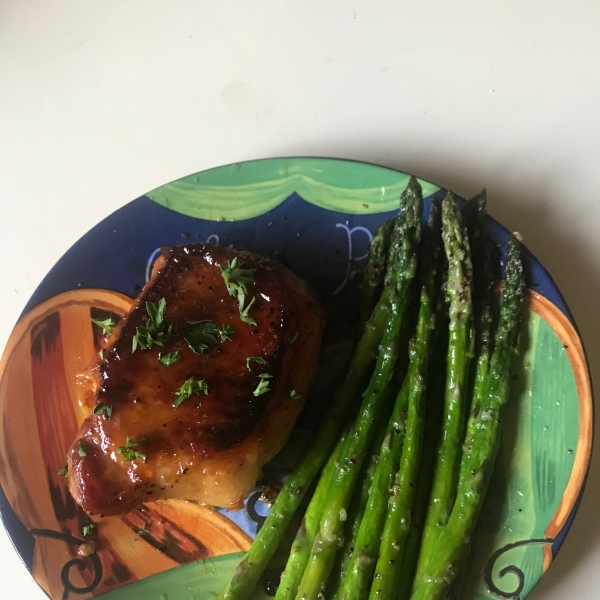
[332,224,373,295]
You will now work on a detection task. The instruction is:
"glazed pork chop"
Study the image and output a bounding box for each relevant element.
[68,243,325,515]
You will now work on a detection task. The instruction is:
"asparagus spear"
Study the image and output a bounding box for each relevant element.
[360,219,394,330]
[448,205,498,600]
[277,387,394,600]
[368,200,442,600]
[329,422,392,600]
[460,235,498,478]
[396,408,440,600]
[396,231,450,600]
[274,434,346,600]
[294,178,423,600]
[411,234,525,600]
[334,200,440,600]
[455,196,497,571]
[335,380,409,600]
[414,194,474,583]
[461,191,486,269]
[216,178,421,600]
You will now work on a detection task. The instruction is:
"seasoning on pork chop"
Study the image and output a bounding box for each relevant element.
[68,243,325,515]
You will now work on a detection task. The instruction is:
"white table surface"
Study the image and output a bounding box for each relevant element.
[1,1,598,598]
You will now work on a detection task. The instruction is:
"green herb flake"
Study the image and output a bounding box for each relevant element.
[240,296,257,326]
[220,257,256,294]
[132,523,150,536]
[132,298,173,352]
[246,356,267,371]
[220,258,258,326]
[289,389,302,400]
[158,350,180,367]
[78,441,88,457]
[91,317,115,336]
[253,373,273,397]
[289,332,298,343]
[82,523,96,537]
[218,323,235,342]
[93,402,113,420]
[58,464,69,479]
[98,348,104,359]
[117,436,147,462]
[174,377,209,408]
[184,322,218,354]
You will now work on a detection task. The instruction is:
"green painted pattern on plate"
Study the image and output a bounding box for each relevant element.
[146,158,440,220]
[96,552,246,600]
[463,310,579,599]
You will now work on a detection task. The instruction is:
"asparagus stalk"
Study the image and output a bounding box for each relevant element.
[294,178,423,600]
[442,193,494,600]
[374,204,447,600]
[460,235,498,475]
[396,419,438,600]
[277,388,394,600]
[414,195,474,583]
[329,422,391,600]
[336,380,410,600]
[334,200,440,600]
[462,190,488,368]
[411,234,525,600]
[461,189,494,411]
[461,191,486,268]
[368,200,442,600]
[360,219,394,330]
[216,178,421,600]
[274,435,346,599]
[397,231,450,600]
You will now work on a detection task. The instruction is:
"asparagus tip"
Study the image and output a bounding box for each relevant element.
[405,175,423,196]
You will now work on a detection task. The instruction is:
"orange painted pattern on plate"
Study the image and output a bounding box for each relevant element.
[527,292,593,572]
[0,290,251,599]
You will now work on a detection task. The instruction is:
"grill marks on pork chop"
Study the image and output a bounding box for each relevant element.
[68,244,325,515]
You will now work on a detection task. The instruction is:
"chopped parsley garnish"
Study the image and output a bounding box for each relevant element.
[289,389,302,399]
[218,323,235,341]
[98,348,104,359]
[220,258,258,326]
[174,377,209,408]
[158,350,180,367]
[253,373,272,397]
[240,297,257,325]
[58,464,69,479]
[132,298,173,352]
[91,317,115,336]
[132,523,150,536]
[246,356,267,370]
[184,322,219,354]
[82,523,96,537]
[221,257,256,291]
[289,332,298,343]
[93,402,113,420]
[78,441,88,457]
[117,436,147,462]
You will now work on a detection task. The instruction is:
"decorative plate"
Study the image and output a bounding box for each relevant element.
[0,158,592,600]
